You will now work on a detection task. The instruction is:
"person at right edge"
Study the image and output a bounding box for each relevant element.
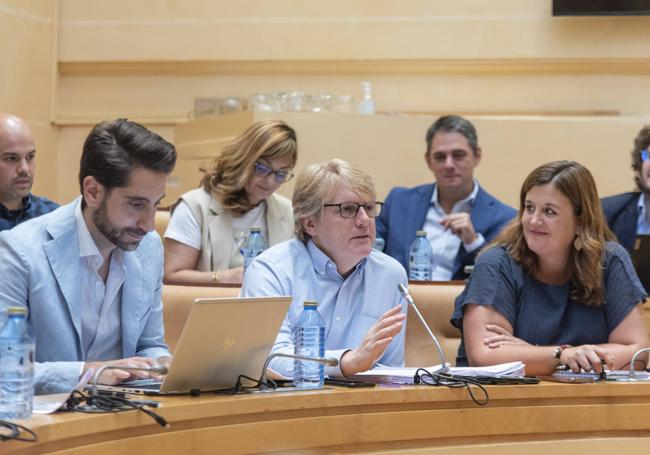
[376,115,515,280]
[452,161,649,376]
[602,125,650,251]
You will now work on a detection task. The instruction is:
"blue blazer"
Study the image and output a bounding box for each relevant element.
[376,183,516,279]
[0,199,170,394]
[601,192,639,251]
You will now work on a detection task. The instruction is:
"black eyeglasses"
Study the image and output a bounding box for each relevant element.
[323,202,383,218]
[254,162,294,183]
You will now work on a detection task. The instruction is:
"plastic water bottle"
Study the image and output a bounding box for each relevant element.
[409,230,433,281]
[0,307,34,420]
[293,301,325,389]
[240,227,267,270]
[357,81,375,115]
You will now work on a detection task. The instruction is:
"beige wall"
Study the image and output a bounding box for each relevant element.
[0,0,58,199]
[55,0,650,120]
[172,111,643,210]
[2,1,650,204]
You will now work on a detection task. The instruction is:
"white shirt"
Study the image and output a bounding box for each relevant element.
[164,199,268,268]
[637,193,650,235]
[422,180,484,280]
[75,202,125,361]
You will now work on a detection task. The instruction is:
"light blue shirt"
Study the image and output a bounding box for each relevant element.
[75,202,125,361]
[241,239,408,378]
[636,193,650,235]
[423,179,484,280]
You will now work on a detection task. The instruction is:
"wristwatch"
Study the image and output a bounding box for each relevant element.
[553,344,571,363]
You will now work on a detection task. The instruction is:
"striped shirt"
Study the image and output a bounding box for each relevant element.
[74,202,125,361]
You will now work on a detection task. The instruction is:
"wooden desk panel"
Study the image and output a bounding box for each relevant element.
[6,382,650,454]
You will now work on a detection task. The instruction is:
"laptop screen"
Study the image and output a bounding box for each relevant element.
[160,295,291,393]
[92,296,291,395]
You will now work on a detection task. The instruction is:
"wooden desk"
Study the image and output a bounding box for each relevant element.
[6,382,650,454]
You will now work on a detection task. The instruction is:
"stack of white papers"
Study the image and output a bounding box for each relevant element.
[353,361,526,385]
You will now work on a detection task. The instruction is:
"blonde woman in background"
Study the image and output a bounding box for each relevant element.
[164,120,297,284]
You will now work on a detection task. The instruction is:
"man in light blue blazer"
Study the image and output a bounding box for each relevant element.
[0,119,177,394]
[376,115,516,280]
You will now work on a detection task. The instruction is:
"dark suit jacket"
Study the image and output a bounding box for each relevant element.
[601,191,640,251]
[376,183,516,280]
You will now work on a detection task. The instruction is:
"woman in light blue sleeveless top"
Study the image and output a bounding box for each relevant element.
[451,161,648,376]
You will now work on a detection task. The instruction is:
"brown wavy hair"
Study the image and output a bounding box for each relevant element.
[491,161,615,306]
[200,120,297,215]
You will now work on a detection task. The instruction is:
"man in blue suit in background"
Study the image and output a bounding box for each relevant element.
[602,125,650,251]
[0,119,176,394]
[376,115,516,281]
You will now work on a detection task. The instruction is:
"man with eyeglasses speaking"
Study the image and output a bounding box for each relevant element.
[241,159,408,378]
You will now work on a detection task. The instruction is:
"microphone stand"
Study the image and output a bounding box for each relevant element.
[257,352,339,391]
[626,347,650,380]
[90,365,169,396]
[398,283,450,373]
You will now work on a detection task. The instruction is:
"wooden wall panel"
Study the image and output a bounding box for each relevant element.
[57,1,650,61]
[3,1,649,204]
[0,0,58,201]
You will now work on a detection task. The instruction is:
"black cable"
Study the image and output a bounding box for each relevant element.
[182,374,278,396]
[66,391,168,428]
[414,368,490,406]
[0,419,37,442]
[233,374,278,393]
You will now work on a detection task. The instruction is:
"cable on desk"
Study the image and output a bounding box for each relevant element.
[65,390,168,428]
[211,374,279,395]
[414,368,489,406]
[0,419,37,443]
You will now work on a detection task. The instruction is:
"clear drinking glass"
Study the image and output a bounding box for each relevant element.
[333,94,355,113]
[311,93,334,113]
[251,93,281,112]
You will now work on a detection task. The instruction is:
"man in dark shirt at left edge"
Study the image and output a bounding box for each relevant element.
[0,113,58,231]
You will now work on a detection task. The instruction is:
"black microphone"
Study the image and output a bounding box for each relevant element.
[90,364,169,396]
[258,352,339,390]
[398,283,449,373]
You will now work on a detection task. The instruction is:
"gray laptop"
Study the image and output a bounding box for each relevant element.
[93,296,291,395]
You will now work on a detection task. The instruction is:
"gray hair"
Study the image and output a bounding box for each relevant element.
[292,159,376,242]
